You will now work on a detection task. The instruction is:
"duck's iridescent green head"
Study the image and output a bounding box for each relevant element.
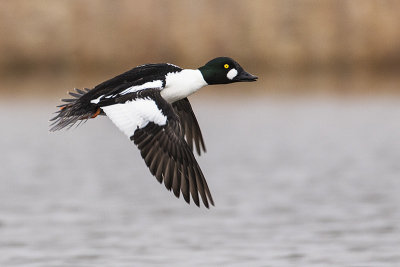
[199,57,258,85]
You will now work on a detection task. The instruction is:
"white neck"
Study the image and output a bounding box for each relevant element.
[161,69,208,103]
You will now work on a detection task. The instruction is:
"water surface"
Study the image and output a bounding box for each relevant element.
[1,97,400,266]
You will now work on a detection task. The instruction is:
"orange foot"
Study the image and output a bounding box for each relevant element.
[91,108,101,118]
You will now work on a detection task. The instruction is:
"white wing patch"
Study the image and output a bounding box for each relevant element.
[101,98,167,137]
[227,68,238,80]
[120,80,163,95]
[90,95,104,104]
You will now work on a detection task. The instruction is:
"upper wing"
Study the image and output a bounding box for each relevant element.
[93,63,182,94]
[172,98,206,155]
[67,63,182,107]
[99,89,214,208]
[50,64,182,131]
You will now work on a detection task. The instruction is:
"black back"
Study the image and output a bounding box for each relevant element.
[50,63,182,131]
[81,63,182,101]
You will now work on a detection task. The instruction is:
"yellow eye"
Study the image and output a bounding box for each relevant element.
[224,64,229,69]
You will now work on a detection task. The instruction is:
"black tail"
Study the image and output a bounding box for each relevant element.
[50,88,99,131]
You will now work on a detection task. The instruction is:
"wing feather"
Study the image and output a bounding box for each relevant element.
[101,89,213,208]
[172,98,206,155]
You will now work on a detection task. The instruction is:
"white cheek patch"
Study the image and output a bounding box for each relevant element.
[101,98,167,137]
[227,68,238,80]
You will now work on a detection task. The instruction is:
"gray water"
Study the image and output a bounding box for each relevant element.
[1,96,400,266]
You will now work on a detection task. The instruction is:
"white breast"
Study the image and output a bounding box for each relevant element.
[161,69,208,103]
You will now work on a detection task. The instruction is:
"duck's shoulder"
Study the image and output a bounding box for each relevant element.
[83,63,183,100]
[98,63,182,88]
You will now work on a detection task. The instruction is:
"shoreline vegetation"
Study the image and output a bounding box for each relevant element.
[2,69,399,99]
[1,1,399,95]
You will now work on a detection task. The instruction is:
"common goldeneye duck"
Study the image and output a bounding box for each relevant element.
[50,57,257,208]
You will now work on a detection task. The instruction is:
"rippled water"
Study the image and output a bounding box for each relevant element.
[1,96,400,266]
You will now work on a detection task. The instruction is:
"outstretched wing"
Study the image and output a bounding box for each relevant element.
[172,98,206,155]
[99,89,214,208]
[50,63,182,131]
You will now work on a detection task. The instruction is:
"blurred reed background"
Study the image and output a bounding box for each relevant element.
[2,2,400,265]
[1,0,400,97]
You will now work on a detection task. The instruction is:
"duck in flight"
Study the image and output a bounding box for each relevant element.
[50,57,257,208]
